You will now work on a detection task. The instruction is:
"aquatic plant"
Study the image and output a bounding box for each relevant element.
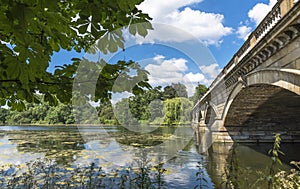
[223,142,241,189]
[153,162,167,189]
[194,156,209,189]
[272,161,300,189]
[223,133,300,189]
[267,133,284,189]
[0,157,168,189]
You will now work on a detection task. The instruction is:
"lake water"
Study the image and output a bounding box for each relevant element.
[0,125,299,188]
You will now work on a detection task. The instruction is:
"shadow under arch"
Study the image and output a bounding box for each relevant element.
[222,68,300,123]
[224,83,300,142]
[205,103,218,126]
[222,70,300,142]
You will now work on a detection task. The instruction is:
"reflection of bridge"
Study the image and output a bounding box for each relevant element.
[192,0,300,143]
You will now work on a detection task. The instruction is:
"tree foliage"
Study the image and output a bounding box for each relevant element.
[1,83,203,125]
[190,84,208,104]
[0,0,152,110]
[128,86,163,121]
[172,83,188,98]
[162,83,188,100]
[114,84,192,125]
[163,97,192,125]
[3,101,74,125]
[0,108,9,124]
[162,86,177,100]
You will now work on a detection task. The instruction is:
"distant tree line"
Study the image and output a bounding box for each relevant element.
[0,102,75,125]
[0,84,207,125]
[97,83,207,125]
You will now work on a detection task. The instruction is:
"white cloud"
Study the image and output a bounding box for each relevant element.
[248,0,277,25]
[146,57,188,74]
[236,25,252,40]
[153,55,165,62]
[144,55,214,96]
[145,56,188,86]
[137,0,202,18]
[183,72,209,95]
[199,63,221,79]
[137,0,232,45]
[183,72,205,83]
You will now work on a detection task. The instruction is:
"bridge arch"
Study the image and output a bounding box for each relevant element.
[246,68,300,95]
[222,81,245,123]
[222,69,300,142]
[222,68,300,123]
[204,102,221,125]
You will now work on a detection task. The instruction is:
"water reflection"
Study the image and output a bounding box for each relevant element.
[0,125,209,188]
[203,142,299,188]
[77,124,194,166]
[0,125,195,166]
[0,126,85,165]
[0,125,299,188]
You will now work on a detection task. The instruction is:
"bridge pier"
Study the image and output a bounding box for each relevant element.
[193,120,213,153]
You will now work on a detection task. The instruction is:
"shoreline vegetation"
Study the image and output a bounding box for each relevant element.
[0,83,207,127]
[0,123,192,127]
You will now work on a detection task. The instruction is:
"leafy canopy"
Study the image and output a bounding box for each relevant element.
[0,0,152,110]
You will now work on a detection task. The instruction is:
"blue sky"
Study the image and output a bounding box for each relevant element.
[50,0,276,95]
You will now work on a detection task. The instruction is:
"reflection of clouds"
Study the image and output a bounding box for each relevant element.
[0,137,44,165]
[163,148,214,188]
[75,139,135,170]
[77,126,195,172]
[0,127,214,188]
[77,126,137,168]
[165,171,193,187]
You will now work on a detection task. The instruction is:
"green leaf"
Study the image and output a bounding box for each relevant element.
[49,38,60,52]
[108,38,118,53]
[137,23,148,37]
[0,0,152,109]
[44,93,58,106]
[78,23,89,34]
[0,98,6,106]
[16,101,25,111]
[129,24,137,35]
[117,0,129,11]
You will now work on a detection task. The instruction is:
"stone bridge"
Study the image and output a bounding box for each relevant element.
[192,0,300,144]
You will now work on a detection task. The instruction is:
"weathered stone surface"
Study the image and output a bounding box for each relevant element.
[192,1,300,143]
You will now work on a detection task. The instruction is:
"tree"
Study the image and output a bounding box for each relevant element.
[44,104,74,124]
[97,101,117,124]
[0,0,152,110]
[162,86,177,99]
[0,108,9,124]
[114,98,138,125]
[163,97,193,125]
[162,83,188,100]
[3,100,75,125]
[190,84,208,104]
[172,83,188,98]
